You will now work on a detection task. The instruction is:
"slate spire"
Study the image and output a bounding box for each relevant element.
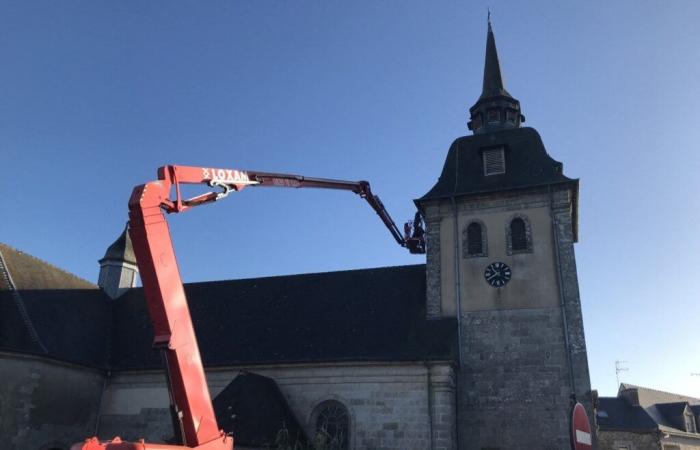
[98,224,138,299]
[467,15,524,135]
[481,16,510,99]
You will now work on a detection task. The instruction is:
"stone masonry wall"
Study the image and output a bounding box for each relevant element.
[98,362,457,450]
[420,185,594,450]
[597,430,661,449]
[459,307,572,450]
[0,352,105,450]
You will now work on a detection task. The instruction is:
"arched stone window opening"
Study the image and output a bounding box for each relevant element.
[506,214,533,255]
[463,220,487,258]
[312,400,350,450]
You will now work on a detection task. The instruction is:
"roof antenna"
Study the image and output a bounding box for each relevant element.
[615,360,629,387]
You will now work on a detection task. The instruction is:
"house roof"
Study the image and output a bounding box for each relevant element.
[619,383,700,407]
[600,385,700,436]
[596,397,657,432]
[1,245,456,370]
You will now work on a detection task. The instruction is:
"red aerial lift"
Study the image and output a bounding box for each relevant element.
[73,165,425,450]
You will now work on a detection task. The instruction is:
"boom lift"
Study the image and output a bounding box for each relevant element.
[73,165,425,450]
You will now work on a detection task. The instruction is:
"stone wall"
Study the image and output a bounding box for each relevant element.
[420,185,594,449]
[0,352,105,450]
[597,430,661,449]
[459,307,573,450]
[98,362,456,450]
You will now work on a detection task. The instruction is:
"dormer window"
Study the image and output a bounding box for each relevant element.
[487,108,500,123]
[483,147,505,176]
[506,109,518,124]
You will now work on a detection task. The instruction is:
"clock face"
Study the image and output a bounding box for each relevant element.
[484,262,512,287]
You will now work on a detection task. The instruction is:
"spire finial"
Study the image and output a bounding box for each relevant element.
[487,8,491,28]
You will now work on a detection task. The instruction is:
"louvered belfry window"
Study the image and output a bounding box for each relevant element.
[510,218,527,251]
[483,147,505,176]
[467,222,483,255]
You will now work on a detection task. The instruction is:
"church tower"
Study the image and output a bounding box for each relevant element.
[98,225,138,299]
[416,19,593,449]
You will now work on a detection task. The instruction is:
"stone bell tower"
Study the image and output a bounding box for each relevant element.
[415,19,593,449]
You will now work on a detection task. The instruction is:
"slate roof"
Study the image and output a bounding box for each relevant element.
[1,245,457,371]
[0,243,96,290]
[213,372,308,447]
[110,264,456,370]
[596,397,657,432]
[100,226,136,265]
[598,385,700,437]
[0,243,109,367]
[418,127,574,201]
[619,383,700,407]
[479,19,511,100]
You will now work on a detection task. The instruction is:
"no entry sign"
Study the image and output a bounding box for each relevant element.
[571,402,592,450]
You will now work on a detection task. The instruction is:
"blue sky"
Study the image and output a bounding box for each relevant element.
[1,1,699,398]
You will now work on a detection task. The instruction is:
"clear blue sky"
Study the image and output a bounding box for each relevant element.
[1,1,699,398]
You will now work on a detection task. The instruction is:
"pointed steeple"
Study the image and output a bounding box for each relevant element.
[481,17,510,99]
[468,15,524,135]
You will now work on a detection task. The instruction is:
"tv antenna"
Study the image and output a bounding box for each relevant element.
[615,360,629,387]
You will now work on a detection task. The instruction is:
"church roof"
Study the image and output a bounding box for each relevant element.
[418,127,575,200]
[0,243,96,291]
[1,249,456,370]
[110,264,456,370]
[0,243,107,366]
[100,226,136,265]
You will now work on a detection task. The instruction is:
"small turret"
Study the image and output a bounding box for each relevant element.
[98,224,138,299]
[467,16,525,134]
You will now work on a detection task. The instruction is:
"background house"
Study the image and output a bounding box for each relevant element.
[596,383,700,450]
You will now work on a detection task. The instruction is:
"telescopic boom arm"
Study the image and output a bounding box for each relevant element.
[159,165,410,248]
[73,165,423,450]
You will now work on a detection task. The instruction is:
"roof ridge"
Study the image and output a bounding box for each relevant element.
[620,383,700,402]
[0,242,97,288]
[185,263,426,286]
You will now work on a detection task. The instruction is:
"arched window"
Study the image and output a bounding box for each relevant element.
[463,221,487,258]
[313,400,349,450]
[511,218,527,251]
[506,215,533,255]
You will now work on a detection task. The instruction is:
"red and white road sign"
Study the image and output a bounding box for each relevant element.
[571,402,592,450]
